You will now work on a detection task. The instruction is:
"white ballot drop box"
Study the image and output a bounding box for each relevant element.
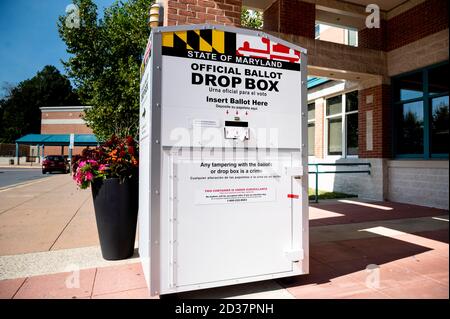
[139,24,309,296]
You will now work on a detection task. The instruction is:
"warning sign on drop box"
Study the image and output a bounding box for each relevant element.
[195,187,276,205]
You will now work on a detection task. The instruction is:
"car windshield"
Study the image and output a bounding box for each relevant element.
[46,156,65,161]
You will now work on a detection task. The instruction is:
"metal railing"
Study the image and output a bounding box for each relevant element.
[308,163,371,203]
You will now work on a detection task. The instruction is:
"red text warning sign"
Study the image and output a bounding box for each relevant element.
[195,187,276,205]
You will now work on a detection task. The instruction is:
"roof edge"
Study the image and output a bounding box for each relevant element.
[40,106,92,112]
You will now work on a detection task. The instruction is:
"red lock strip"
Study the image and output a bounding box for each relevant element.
[287,194,299,199]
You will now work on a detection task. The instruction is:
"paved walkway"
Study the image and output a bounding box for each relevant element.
[0,174,448,299]
[0,174,98,255]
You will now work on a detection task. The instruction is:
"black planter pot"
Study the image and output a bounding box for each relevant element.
[91,177,138,260]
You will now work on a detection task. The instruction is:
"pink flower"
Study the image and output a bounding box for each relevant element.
[85,171,94,181]
[75,172,83,184]
[74,169,81,181]
[78,161,87,168]
[99,164,108,171]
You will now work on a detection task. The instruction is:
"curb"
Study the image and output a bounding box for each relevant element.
[0,166,41,169]
[0,177,52,192]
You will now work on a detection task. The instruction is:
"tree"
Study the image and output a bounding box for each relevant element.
[58,0,153,140]
[241,9,263,29]
[401,111,423,153]
[0,66,79,143]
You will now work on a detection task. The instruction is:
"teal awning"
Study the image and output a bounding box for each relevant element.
[16,134,98,146]
[307,77,330,89]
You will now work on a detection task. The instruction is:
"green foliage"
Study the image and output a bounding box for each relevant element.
[308,188,357,201]
[0,66,79,143]
[241,9,263,29]
[58,0,153,140]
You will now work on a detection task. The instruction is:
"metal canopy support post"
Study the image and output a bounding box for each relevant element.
[68,133,74,172]
[69,149,72,172]
[15,143,19,165]
[68,148,73,173]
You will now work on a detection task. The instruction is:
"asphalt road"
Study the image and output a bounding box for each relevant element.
[0,168,63,189]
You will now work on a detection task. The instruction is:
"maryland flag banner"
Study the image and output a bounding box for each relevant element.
[161,29,301,71]
[162,29,234,55]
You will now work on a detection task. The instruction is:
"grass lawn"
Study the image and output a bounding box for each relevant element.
[308,188,357,201]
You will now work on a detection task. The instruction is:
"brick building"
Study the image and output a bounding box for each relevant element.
[157,0,449,209]
[40,106,93,156]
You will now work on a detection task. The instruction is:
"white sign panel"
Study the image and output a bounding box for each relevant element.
[160,29,303,149]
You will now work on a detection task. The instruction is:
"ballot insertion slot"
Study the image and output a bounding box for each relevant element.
[224,121,250,141]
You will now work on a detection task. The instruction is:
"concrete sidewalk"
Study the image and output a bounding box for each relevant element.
[1,220,447,299]
[0,174,99,255]
[0,174,448,299]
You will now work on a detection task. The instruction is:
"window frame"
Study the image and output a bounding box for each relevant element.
[392,61,449,159]
[346,29,358,47]
[307,102,316,157]
[324,90,359,159]
[314,21,359,47]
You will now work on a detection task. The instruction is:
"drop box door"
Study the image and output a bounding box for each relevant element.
[169,151,300,287]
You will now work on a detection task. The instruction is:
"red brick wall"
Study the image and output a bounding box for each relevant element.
[358,85,391,158]
[263,0,279,33]
[41,111,92,135]
[358,20,387,51]
[280,0,315,37]
[263,0,315,38]
[41,111,84,120]
[44,146,86,156]
[41,124,93,134]
[165,0,242,26]
[41,110,93,156]
[359,0,448,51]
[42,122,93,156]
[387,0,448,51]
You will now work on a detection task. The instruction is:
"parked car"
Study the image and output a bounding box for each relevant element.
[42,155,70,174]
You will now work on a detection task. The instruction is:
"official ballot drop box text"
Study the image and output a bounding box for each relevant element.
[139,25,309,296]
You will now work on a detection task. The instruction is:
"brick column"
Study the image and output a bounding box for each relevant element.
[314,98,324,158]
[358,85,391,158]
[263,0,315,38]
[163,0,242,26]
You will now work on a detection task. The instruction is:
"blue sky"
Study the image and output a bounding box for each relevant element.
[0,0,115,95]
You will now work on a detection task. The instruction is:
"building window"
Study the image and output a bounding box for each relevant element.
[431,96,449,154]
[393,61,449,158]
[315,24,320,39]
[347,29,358,47]
[396,101,424,154]
[315,22,358,47]
[346,91,359,155]
[326,91,359,157]
[308,103,315,156]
